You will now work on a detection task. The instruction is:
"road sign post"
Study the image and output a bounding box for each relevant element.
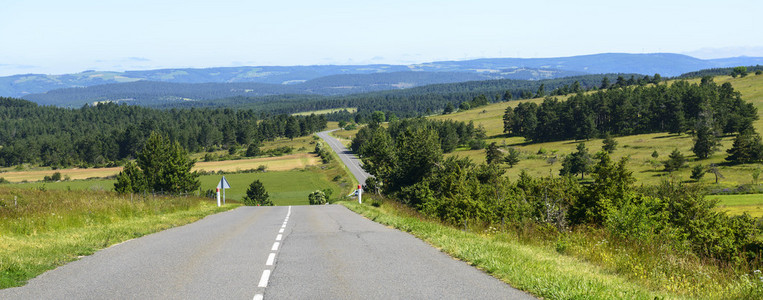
[357,184,362,204]
[217,176,231,206]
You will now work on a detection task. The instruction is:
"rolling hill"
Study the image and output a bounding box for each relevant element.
[6,53,763,101]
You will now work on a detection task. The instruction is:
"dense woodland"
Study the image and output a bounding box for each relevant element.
[0,97,326,168]
[677,65,763,79]
[503,78,757,142]
[164,73,644,120]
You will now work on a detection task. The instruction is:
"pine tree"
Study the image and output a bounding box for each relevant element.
[115,132,200,194]
[485,142,503,164]
[560,143,592,179]
[504,147,520,167]
[692,123,718,159]
[726,128,763,164]
[602,132,618,153]
[503,106,514,134]
[690,164,706,181]
[664,149,687,172]
[244,179,271,206]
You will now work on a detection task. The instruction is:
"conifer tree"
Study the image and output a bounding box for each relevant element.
[726,128,763,164]
[560,143,592,179]
[485,142,503,164]
[244,179,271,206]
[664,149,687,172]
[602,132,618,153]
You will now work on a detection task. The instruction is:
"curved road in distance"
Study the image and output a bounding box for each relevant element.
[1,129,534,299]
[316,129,370,185]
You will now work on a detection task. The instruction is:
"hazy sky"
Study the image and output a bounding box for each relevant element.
[1,0,761,76]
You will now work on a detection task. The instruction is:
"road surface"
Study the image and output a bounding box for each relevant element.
[316,129,371,185]
[1,205,533,299]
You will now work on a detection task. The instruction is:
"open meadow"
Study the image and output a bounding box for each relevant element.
[428,75,763,184]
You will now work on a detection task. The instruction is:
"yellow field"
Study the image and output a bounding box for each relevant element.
[0,153,320,183]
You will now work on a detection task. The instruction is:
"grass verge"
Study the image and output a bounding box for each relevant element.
[341,199,763,299]
[0,187,236,289]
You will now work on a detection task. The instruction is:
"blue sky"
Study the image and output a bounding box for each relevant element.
[0,0,761,76]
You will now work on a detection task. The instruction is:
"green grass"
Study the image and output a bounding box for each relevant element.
[7,166,349,206]
[342,199,763,299]
[0,187,236,288]
[199,168,344,206]
[712,193,763,218]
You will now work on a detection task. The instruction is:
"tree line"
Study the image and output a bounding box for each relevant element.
[0,97,326,168]
[503,78,757,143]
[162,73,645,121]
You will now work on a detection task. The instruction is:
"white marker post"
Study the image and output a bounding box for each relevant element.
[357,184,362,204]
[217,176,231,206]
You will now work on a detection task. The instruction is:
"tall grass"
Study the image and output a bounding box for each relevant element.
[343,197,763,299]
[0,186,235,288]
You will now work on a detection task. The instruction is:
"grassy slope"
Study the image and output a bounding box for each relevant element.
[429,74,763,215]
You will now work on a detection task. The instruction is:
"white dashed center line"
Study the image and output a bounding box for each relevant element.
[258,270,271,287]
[254,206,291,300]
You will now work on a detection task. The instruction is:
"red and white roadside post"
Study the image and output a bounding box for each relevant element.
[216,187,221,207]
[357,184,362,204]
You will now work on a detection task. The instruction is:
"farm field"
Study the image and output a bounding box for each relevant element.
[0,153,320,183]
[9,166,349,206]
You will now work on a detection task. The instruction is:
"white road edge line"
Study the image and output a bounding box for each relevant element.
[272,242,280,251]
[266,253,276,266]
[253,294,263,300]
[276,234,282,241]
[258,270,271,287]
[279,228,284,233]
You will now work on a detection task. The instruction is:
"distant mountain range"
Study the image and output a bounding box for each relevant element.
[5,53,763,106]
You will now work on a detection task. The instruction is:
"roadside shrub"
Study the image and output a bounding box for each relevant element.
[308,190,326,205]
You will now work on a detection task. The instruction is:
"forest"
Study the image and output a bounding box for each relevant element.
[0,97,327,168]
[161,73,648,120]
[503,77,758,142]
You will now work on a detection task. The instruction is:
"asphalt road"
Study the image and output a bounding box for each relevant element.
[1,129,533,299]
[316,129,370,185]
[1,205,532,299]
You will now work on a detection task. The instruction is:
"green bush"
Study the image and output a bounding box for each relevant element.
[308,190,326,205]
